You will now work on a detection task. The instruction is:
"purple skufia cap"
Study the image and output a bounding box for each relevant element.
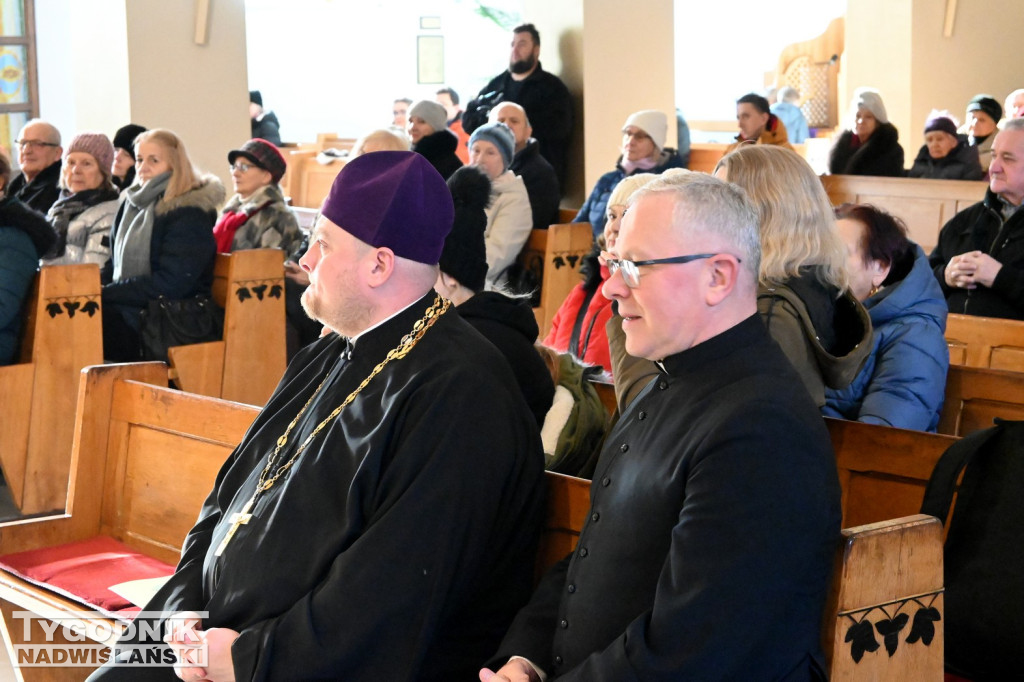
[320,151,455,264]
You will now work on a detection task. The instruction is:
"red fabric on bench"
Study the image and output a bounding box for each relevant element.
[0,536,175,615]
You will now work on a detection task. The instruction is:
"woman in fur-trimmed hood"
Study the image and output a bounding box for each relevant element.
[101,128,225,361]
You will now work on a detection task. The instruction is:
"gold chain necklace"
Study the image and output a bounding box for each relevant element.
[214,295,451,557]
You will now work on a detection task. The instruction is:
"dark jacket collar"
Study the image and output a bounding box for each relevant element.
[660,313,766,376]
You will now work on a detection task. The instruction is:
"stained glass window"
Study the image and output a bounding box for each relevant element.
[0,0,35,159]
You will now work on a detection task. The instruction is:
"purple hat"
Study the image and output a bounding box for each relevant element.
[66,133,115,176]
[320,151,454,265]
[924,114,958,138]
[228,138,287,184]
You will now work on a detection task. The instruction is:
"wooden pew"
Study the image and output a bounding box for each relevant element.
[0,363,260,680]
[826,418,955,528]
[945,312,1024,370]
[687,142,810,175]
[938,364,1024,437]
[540,471,944,680]
[821,175,987,252]
[168,249,287,406]
[0,264,103,516]
[557,207,578,224]
[515,222,594,338]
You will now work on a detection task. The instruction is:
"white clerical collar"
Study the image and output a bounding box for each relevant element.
[344,296,427,352]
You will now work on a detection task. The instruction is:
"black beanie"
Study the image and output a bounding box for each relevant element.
[249,90,263,107]
[967,94,1003,125]
[112,124,147,157]
[441,167,492,293]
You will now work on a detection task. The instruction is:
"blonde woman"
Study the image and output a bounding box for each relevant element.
[101,129,225,361]
[714,145,872,406]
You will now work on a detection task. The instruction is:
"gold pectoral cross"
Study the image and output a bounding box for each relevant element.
[214,497,254,557]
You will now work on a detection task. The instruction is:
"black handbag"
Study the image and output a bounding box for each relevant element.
[139,295,225,362]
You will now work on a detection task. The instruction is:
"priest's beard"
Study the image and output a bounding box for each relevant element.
[301,285,373,338]
[509,55,536,75]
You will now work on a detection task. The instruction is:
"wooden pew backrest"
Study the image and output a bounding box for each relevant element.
[516,223,594,338]
[0,264,103,515]
[938,364,1024,437]
[946,312,1024,370]
[822,175,986,252]
[169,249,287,406]
[826,418,955,528]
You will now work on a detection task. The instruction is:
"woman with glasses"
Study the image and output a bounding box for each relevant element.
[41,132,120,266]
[213,138,301,255]
[101,128,225,361]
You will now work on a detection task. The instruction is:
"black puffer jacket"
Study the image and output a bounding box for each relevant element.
[907,137,984,180]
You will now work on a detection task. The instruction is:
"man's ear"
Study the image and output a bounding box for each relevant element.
[366,248,396,288]
[704,255,741,307]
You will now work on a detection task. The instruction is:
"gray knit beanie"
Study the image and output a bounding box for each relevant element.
[469,122,515,172]
[853,88,889,125]
[408,100,447,135]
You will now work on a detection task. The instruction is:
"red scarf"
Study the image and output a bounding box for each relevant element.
[213,210,250,254]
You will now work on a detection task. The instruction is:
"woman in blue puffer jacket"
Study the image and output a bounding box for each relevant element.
[824,204,949,431]
[573,109,684,239]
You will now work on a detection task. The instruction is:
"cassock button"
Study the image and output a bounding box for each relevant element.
[602,477,611,487]
[567,583,576,593]
[620,443,629,453]
[578,547,588,557]
[638,410,647,420]
[658,380,668,390]
[560,619,568,629]
[555,656,563,666]
[591,512,600,522]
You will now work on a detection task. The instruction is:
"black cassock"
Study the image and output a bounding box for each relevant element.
[90,293,546,681]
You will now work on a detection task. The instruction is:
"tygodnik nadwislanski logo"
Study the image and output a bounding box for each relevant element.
[11,611,209,668]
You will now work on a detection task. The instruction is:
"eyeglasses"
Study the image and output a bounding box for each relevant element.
[229,162,255,173]
[15,139,59,150]
[602,252,740,288]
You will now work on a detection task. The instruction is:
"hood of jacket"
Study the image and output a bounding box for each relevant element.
[762,269,873,389]
[0,196,58,256]
[866,245,947,330]
[457,291,539,343]
[155,173,225,217]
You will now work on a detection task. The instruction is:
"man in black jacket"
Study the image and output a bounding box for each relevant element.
[491,101,560,230]
[930,117,1024,319]
[463,23,573,191]
[9,119,62,214]
[482,172,841,681]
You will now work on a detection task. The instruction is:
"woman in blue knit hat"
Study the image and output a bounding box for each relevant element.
[468,121,532,288]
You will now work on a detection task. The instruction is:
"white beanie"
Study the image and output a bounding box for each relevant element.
[408,100,447,134]
[623,110,668,150]
[852,88,889,125]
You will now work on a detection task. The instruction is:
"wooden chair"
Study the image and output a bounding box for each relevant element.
[938,364,1024,437]
[168,249,287,406]
[539,472,944,680]
[821,175,987,252]
[0,264,103,516]
[945,312,1024,370]
[0,363,260,681]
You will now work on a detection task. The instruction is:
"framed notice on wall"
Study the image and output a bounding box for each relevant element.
[417,35,444,84]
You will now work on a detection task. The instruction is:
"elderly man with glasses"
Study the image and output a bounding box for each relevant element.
[482,172,841,682]
[9,119,63,214]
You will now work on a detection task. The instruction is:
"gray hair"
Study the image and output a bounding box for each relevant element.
[778,86,800,103]
[21,118,61,145]
[1002,117,1024,133]
[629,171,761,278]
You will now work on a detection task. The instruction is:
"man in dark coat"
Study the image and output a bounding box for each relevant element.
[89,152,545,681]
[248,90,282,146]
[9,119,63,214]
[482,172,841,681]
[492,101,561,231]
[463,23,573,191]
[930,117,1024,319]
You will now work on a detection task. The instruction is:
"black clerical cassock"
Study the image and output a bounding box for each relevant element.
[91,292,545,681]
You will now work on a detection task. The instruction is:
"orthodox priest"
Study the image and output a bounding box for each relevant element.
[89,151,546,682]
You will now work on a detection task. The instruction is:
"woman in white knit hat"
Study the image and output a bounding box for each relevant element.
[828,88,905,177]
[572,109,685,238]
[42,132,121,265]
